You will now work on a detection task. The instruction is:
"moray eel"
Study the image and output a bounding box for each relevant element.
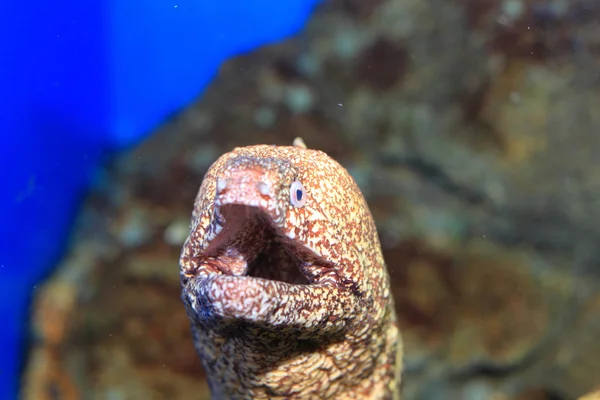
[180,138,402,399]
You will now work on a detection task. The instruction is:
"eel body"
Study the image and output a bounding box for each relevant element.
[180,139,402,399]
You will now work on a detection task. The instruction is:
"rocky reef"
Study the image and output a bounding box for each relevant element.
[22,0,600,398]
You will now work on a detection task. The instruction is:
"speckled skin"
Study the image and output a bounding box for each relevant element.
[180,139,402,399]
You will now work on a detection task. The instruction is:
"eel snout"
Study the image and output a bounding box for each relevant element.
[181,167,354,334]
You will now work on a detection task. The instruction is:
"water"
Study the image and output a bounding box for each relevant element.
[0,1,319,397]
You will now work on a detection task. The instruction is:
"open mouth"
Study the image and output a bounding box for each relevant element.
[197,204,324,286]
[182,203,350,330]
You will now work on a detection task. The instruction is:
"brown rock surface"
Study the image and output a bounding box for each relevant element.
[22,0,600,399]
[579,390,600,400]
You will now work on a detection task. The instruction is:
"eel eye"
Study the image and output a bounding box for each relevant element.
[290,180,306,207]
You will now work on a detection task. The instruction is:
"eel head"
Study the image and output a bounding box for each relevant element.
[180,140,384,337]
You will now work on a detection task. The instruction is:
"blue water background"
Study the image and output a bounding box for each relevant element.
[0,1,319,397]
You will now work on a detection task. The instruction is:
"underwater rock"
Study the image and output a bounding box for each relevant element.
[22,0,600,398]
[580,390,600,400]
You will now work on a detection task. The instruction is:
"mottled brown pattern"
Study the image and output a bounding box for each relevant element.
[179,139,402,399]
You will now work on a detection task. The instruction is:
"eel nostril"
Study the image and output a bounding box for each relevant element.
[216,179,228,194]
[256,182,271,196]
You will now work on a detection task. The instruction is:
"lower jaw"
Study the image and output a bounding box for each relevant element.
[186,273,351,334]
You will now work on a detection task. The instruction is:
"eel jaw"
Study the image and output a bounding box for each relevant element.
[181,203,350,334]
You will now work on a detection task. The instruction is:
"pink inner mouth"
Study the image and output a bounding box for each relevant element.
[200,204,314,285]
